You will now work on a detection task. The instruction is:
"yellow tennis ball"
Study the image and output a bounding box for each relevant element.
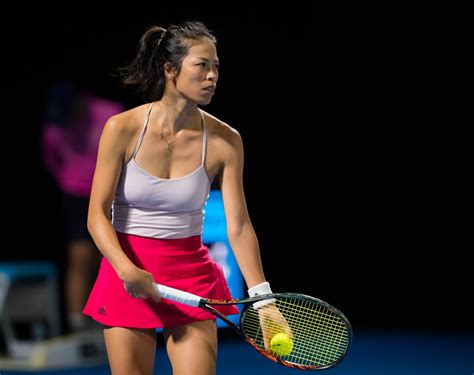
[270,333,293,357]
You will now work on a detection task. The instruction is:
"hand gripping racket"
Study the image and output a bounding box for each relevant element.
[154,283,352,371]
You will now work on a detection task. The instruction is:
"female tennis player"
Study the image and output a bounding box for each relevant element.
[83,21,278,374]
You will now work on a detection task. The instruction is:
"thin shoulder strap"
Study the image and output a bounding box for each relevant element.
[132,102,154,159]
[200,110,207,165]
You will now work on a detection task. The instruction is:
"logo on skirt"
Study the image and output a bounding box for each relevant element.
[98,306,106,315]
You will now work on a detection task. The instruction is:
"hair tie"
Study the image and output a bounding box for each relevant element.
[158,29,167,46]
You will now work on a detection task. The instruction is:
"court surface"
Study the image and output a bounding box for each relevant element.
[1,330,473,374]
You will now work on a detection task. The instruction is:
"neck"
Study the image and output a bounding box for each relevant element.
[155,100,200,134]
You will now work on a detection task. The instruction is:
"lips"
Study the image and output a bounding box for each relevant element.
[204,85,216,92]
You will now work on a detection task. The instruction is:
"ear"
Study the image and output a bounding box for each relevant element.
[164,64,177,81]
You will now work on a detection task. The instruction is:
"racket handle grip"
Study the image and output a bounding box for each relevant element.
[154,283,202,307]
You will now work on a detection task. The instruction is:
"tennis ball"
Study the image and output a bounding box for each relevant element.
[270,333,293,357]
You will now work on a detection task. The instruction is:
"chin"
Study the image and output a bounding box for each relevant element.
[197,97,213,106]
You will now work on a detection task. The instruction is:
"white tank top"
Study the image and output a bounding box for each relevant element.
[112,103,211,239]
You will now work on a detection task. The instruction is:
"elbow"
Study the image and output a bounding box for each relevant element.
[227,221,247,243]
[227,229,241,244]
[86,216,95,237]
[87,210,102,237]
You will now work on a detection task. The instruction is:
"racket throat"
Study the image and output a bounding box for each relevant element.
[203,304,242,336]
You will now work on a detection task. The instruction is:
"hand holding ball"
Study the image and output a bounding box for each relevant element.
[270,333,293,357]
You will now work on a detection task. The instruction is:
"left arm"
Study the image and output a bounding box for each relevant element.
[218,127,292,349]
[219,128,267,289]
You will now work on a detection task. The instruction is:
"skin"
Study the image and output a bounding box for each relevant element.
[87,39,269,374]
[65,239,99,319]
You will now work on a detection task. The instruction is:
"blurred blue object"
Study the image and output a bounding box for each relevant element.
[203,190,244,327]
[0,261,61,359]
[0,262,57,281]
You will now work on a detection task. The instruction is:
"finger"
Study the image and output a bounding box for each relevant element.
[263,333,270,351]
[148,285,161,302]
[124,283,135,297]
[150,291,161,303]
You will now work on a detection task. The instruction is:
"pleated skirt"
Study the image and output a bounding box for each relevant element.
[83,232,239,328]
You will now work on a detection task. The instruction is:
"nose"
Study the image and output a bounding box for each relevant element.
[207,69,218,82]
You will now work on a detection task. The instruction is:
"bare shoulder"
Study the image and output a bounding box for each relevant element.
[103,104,148,138]
[201,109,242,150]
[100,103,152,160]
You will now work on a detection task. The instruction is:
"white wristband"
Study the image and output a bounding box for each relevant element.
[247,282,276,309]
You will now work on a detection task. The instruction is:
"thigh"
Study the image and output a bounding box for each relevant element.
[163,319,218,375]
[103,327,156,375]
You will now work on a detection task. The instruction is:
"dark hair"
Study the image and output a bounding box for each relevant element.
[121,21,217,101]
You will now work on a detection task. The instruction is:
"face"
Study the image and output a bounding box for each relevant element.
[173,39,219,105]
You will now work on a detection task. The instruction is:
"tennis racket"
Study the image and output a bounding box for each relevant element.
[154,283,352,371]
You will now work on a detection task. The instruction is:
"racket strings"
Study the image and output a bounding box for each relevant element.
[241,296,350,367]
[244,305,347,366]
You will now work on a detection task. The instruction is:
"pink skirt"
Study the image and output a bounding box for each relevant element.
[82,232,239,328]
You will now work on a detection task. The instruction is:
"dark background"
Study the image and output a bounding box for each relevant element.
[3,5,472,333]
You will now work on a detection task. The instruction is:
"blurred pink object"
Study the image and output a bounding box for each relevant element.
[42,92,124,197]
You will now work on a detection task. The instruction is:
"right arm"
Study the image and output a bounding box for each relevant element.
[87,116,160,302]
